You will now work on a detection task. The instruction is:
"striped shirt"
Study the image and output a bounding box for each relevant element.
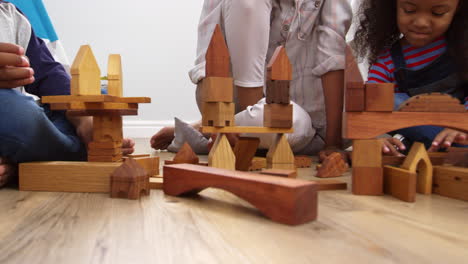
[367,36,468,108]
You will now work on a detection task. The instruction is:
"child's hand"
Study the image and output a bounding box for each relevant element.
[0,43,34,88]
[428,128,468,152]
[381,137,406,157]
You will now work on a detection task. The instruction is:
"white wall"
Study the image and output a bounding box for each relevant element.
[43,0,204,137]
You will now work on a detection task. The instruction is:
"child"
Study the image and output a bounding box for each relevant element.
[352,0,468,155]
[152,0,352,155]
[0,2,134,187]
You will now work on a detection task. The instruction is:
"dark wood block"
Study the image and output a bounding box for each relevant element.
[264,103,293,128]
[266,80,290,104]
[352,167,384,195]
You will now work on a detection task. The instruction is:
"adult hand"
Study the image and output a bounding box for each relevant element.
[428,128,468,152]
[0,43,34,88]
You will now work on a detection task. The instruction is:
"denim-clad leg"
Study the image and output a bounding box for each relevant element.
[0,89,87,163]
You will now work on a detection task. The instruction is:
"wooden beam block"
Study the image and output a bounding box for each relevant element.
[260,168,297,178]
[49,102,138,111]
[110,158,149,200]
[172,142,199,164]
[313,179,348,191]
[352,139,382,167]
[264,103,293,128]
[444,147,468,167]
[42,95,150,104]
[125,156,160,177]
[365,83,395,112]
[92,115,123,143]
[202,102,235,127]
[352,167,384,195]
[233,137,260,171]
[201,126,294,134]
[267,134,295,167]
[316,152,349,178]
[19,161,121,192]
[205,24,230,78]
[346,84,365,112]
[383,153,446,166]
[163,164,318,225]
[433,166,468,202]
[88,147,122,156]
[294,155,313,168]
[66,109,138,116]
[343,112,468,139]
[201,77,233,102]
[267,46,292,81]
[266,80,290,104]
[401,142,433,194]
[398,93,465,112]
[382,156,406,166]
[107,54,123,97]
[249,157,267,171]
[70,45,101,96]
[88,154,123,162]
[383,166,417,202]
[208,134,236,170]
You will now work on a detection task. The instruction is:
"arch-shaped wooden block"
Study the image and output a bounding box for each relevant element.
[401,142,433,194]
[163,164,318,225]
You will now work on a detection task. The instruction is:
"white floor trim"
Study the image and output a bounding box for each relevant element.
[123,120,197,138]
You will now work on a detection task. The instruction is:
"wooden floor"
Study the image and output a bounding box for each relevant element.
[1,139,468,264]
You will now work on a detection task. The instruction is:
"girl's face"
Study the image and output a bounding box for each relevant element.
[397,0,459,47]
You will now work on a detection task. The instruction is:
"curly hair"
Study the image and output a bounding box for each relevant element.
[352,0,468,82]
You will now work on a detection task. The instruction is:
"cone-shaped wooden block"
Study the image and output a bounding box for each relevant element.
[267,46,292,81]
[71,45,101,95]
[206,24,230,78]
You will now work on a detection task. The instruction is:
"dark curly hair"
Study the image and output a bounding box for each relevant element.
[352,0,468,81]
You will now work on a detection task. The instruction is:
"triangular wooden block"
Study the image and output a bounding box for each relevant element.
[205,24,230,78]
[208,134,235,170]
[267,134,294,164]
[173,142,199,164]
[401,142,433,194]
[267,46,292,81]
[71,45,101,95]
[107,54,123,97]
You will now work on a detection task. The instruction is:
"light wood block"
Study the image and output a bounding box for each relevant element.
[343,112,468,139]
[125,156,160,177]
[260,169,297,178]
[50,102,138,111]
[88,154,123,162]
[107,54,123,97]
[202,102,235,127]
[365,83,394,112]
[149,177,163,190]
[249,157,267,171]
[92,115,123,143]
[401,142,433,195]
[163,164,318,225]
[264,103,293,128]
[19,161,121,192]
[201,126,294,134]
[352,139,382,167]
[266,80,290,104]
[313,179,348,191]
[267,134,295,166]
[294,155,313,168]
[201,77,233,102]
[267,46,292,81]
[383,166,417,203]
[66,109,138,116]
[70,45,101,96]
[233,137,260,171]
[208,134,236,170]
[42,95,150,104]
[88,147,122,156]
[352,167,384,195]
[205,24,230,78]
[433,166,468,202]
[89,140,122,149]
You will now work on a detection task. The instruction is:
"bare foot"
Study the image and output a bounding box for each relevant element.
[122,138,135,155]
[0,158,14,188]
[150,126,175,150]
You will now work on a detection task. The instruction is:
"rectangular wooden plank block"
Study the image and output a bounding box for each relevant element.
[260,168,297,178]
[352,167,384,195]
[201,77,233,102]
[19,161,121,192]
[346,88,365,112]
[433,166,468,202]
[352,139,382,167]
[234,137,260,171]
[313,180,348,191]
[264,103,293,128]
[383,166,417,202]
[365,83,394,112]
[163,164,318,225]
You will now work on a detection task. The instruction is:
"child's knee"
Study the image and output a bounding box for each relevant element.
[0,90,45,130]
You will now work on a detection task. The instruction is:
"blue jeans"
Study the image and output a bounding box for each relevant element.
[0,89,87,163]
[393,93,467,149]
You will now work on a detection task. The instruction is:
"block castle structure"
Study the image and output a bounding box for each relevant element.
[19,45,159,199]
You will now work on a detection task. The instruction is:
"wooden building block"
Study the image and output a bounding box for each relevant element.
[70,45,101,96]
[383,166,417,203]
[107,54,123,97]
[125,156,160,177]
[19,161,121,192]
[88,154,123,162]
[295,155,313,168]
[66,109,138,117]
[267,46,292,81]
[345,45,364,84]
[201,77,233,102]
[398,93,465,112]
[343,112,468,139]
[163,164,318,225]
[444,147,468,168]
[110,158,149,200]
[92,115,124,143]
[202,102,235,127]
[208,134,236,170]
[172,142,199,164]
[260,169,297,178]
[433,166,468,202]
[249,157,267,171]
[201,126,293,134]
[233,137,260,171]
[346,85,365,112]
[313,179,348,191]
[267,134,295,166]
[365,83,395,112]
[316,152,349,178]
[401,142,433,195]
[88,140,122,149]
[352,167,384,195]
[352,139,382,167]
[264,103,293,128]
[266,80,290,104]
[205,24,230,78]
[88,147,122,156]
[428,152,448,166]
[383,153,447,166]
[149,177,163,190]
